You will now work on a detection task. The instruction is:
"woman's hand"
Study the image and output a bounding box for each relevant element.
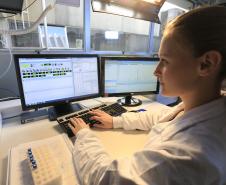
[68,117,89,135]
[89,109,113,129]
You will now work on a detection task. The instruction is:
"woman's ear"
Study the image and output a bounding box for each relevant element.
[198,50,222,77]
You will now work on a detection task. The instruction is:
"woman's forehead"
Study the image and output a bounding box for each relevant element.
[159,33,193,57]
[159,36,180,56]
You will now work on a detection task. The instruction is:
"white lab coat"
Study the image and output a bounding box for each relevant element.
[72,97,226,185]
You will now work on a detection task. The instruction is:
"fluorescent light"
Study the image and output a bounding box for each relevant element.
[106,5,134,17]
[160,2,188,12]
[105,31,119,39]
[142,0,163,5]
[92,0,166,23]
[92,1,101,10]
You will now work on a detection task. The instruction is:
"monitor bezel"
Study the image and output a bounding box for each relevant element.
[101,56,160,97]
[0,0,24,14]
[14,54,101,111]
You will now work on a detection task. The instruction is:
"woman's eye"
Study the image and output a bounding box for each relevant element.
[160,59,169,65]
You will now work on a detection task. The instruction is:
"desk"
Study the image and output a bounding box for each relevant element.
[0,96,167,185]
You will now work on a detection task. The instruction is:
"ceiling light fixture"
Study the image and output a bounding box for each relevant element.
[91,0,166,23]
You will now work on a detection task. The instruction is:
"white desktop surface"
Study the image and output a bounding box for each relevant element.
[0,96,168,185]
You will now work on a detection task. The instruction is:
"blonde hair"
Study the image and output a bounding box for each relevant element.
[164,6,226,81]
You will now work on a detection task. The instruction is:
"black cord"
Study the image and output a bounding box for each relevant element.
[0,88,19,98]
[0,0,40,19]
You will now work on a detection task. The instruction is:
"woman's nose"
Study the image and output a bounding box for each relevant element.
[154,63,161,77]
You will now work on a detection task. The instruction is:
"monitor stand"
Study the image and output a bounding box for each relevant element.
[48,102,83,121]
[117,94,142,107]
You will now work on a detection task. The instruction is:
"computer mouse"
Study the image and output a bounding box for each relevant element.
[129,109,146,113]
[138,109,146,112]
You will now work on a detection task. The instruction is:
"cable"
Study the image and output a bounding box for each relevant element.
[0,4,54,35]
[22,0,40,12]
[0,0,40,19]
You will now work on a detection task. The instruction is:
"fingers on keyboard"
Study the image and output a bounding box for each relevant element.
[93,124,105,128]
[89,110,103,116]
[90,116,102,122]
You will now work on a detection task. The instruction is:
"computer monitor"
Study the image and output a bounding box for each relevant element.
[101,56,159,106]
[0,0,24,14]
[14,54,100,120]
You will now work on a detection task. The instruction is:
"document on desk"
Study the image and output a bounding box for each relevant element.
[6,134,80,185]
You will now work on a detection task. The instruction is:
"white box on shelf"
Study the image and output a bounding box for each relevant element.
[0,99,22,119]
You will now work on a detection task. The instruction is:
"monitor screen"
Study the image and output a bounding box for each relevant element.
[14,54,100,111]
[101,56,159,96]
[0,0,24,14]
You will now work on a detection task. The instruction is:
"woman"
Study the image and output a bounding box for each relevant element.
[69,6,226,185]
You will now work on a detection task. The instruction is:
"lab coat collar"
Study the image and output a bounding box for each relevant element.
[162,96,226,141]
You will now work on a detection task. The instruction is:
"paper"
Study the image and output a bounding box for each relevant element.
[7,134,80,185]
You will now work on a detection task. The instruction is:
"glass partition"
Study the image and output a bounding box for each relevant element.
[91,11,150,53]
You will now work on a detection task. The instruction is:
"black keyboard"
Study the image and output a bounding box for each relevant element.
[57,103,127,137]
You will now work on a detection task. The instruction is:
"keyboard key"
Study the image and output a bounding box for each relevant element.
[78,110,89,115]
[65,113,78,120]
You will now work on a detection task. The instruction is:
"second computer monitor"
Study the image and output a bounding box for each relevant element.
[101,56,159,106]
